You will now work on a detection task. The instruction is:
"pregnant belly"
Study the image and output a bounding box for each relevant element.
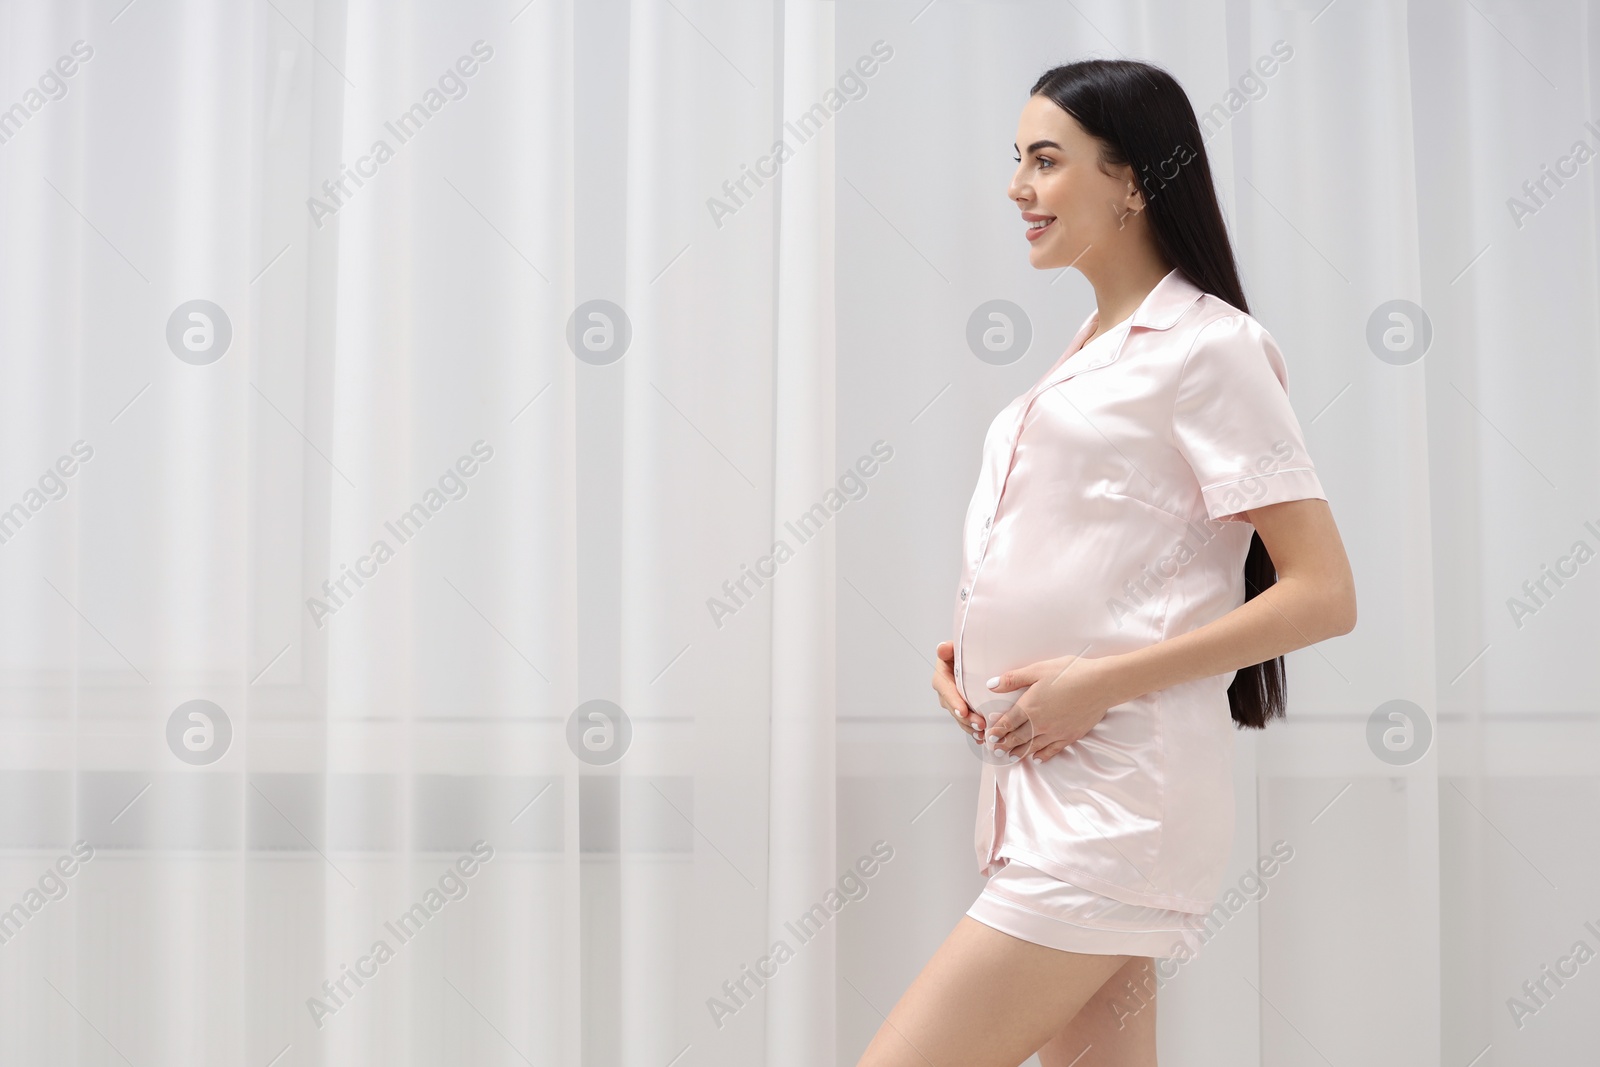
[956,597,1140,722]
[956,595,1162,774]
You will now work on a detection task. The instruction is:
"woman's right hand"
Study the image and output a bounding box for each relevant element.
[934,641,985,740]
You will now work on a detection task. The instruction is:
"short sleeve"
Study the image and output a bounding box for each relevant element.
[1171,314,1326,524]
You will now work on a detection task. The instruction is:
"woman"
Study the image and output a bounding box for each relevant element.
[855,59,1356,1067]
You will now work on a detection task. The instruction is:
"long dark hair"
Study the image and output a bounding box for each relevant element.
[1030,58,1284,730]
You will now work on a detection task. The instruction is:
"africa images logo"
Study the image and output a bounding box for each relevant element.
[306,41,495,228]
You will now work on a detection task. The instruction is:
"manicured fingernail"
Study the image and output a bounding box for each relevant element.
[986,676,1000,689]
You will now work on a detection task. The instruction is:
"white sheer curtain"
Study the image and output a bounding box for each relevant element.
[0,1,1594,1065]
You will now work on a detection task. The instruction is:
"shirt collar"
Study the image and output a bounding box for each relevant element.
[1127,267,1206,330]
[1038,268,1208,394]
[1078,267,1206,337]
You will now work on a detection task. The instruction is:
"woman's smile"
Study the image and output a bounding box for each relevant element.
[1023,212,1057,241]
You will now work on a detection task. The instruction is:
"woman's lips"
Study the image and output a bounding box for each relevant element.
[1025,217,1056,242]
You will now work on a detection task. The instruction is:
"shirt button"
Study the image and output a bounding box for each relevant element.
[960,588,969,600]
[984,515,992,528]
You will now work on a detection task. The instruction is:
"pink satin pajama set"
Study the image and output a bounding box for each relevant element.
[954,267,1327,959]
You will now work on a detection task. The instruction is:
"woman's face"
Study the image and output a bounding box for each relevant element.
[1008,94,1143,271]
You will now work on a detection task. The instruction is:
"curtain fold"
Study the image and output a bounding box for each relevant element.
[764,3,838,1065]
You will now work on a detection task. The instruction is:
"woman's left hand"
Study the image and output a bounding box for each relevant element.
[980,653,1122,762]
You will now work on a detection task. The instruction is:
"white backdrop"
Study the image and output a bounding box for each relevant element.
[0,0,1596,1065]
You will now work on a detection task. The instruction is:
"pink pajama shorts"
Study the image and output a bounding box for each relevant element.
[966,857,1207,958]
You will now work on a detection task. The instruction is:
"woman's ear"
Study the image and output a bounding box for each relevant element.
[1124,178,1146,215]
[1112,179,1146,230]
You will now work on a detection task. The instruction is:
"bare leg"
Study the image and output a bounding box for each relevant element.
[853,916,1131,1067]
[1036,956,1159,1067]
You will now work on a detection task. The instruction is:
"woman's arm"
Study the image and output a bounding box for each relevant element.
[1096,495,1356,707]
[983,497,1355,760]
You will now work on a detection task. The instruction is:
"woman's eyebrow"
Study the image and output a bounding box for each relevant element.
[1015,140,1062,153]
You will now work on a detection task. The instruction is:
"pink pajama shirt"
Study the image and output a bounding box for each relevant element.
[954,267,1327,930]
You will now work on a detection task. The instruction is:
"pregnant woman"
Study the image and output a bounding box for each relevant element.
[855,59,1357,1067]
